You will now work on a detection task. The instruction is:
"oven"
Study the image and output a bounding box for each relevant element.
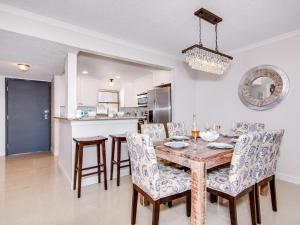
[137,93,148,107]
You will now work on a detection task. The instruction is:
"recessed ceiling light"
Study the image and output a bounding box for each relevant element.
[17,63,30,72]
[82,70,88,74]
[116,76,120,79]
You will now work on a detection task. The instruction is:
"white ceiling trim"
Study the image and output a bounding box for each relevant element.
[0,3,180,64]
[230,29,300,55]
[1,2,299,69]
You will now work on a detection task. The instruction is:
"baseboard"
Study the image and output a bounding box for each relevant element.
[276,172,300,186]
[57,160,72,188]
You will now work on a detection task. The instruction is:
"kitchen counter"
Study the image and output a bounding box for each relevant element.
[54,116,139,189]
[54,116,146,121]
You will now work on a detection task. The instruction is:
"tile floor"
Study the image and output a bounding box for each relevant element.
[0,152,299,225]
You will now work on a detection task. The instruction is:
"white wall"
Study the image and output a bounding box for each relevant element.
[77,76,120,107]
[0,76,5,156]
[195,34,300,185]
[172,61,197,131]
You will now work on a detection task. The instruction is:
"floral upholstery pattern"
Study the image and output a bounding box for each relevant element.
[207,132,264,196]
[235,122,265,135]
[167,122,188,138]
[141,123,166,142]
[127,133,191,200]
[256,130,284,182]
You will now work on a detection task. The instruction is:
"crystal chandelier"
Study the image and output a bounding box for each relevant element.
[182,8,233,75]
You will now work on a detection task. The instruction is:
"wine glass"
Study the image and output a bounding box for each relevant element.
[214,124,222,133]
[230,122,237,135]
[205,122,211,131]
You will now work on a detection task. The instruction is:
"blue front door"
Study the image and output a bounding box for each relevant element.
[6,79,51,155]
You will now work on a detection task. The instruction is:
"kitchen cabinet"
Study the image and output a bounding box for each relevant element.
[152,70,172,87]
[120,82,137,107]
[135,74,153,95]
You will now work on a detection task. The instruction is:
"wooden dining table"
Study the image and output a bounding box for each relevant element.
[155,137,234,225]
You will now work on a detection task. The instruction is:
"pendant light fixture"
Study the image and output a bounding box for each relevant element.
[182,8,233,75]
[108,78,114,86]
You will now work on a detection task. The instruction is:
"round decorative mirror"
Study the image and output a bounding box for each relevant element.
[238,65,289,110]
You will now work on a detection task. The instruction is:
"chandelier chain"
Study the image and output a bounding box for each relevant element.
[215,23,218,52]
[198,18,202,46]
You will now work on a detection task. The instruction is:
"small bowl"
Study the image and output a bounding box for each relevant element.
[200,131,220,142]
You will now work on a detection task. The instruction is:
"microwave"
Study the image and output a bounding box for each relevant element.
[137,93,148,107]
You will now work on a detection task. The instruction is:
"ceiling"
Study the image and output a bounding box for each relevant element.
[0,30,69,80]
[78,52,157,84]
[1,0,300,56]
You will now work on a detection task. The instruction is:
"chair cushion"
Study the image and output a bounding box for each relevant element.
[206,167,239,196]
[158,164,191,199]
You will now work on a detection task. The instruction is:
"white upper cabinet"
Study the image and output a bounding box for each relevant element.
[119,82,137,107]
[135,74,154,95]
[152,70,172,87]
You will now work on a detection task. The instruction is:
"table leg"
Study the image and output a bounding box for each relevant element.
[191,161,206,225]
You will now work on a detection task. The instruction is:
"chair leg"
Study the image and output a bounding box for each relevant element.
[210,194,218,203]
[229,197,237,225]
[97,144,101,183]
[152,201,160,225]
[249,188,257,225]
[167,201,172,208]
[186,192,191,217]
[110,138,115,180]
[255,184,261,224]
[77,145,83,198]
[270,176,277,212]
[117,140,121,186]
[73,143,79,190]
[129,154,132,175]
[131,187,138,225]
[101,141,108,190]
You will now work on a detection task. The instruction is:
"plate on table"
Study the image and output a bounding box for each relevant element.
[207,142,234,149]
[171,136,190,141]
[164,141,190,149]
[230,138,239,143]
[221,132,239,138]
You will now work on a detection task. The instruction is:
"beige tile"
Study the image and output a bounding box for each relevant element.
[0,152,299,225]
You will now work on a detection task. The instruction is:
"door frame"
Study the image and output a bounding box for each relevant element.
[5,78,52,155]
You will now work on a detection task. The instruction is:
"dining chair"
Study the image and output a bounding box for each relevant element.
[141,123,166,142]
[254,129,284,224]
[167,122,187,138]
[207,132,265,225]
[126,133,191,225]
[235,122,265,135]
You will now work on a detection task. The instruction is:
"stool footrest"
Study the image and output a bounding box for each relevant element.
[82,165,103,171]
[112,159,130,164]
[120,164,131,169]
[82,171,104,177]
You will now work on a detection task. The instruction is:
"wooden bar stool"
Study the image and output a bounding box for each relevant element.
[110,134,131,186]
[73,136,108,198]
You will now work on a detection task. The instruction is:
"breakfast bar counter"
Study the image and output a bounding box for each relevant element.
[54,117,140,188]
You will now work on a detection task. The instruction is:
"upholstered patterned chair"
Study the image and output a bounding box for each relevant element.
[141,123,166,143]
[254,129,284,224]
[126,133,191,225]
[207,132,264,225]
[167,122,187,138]
[235,122,265,135]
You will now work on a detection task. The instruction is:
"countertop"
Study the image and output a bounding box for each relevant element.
[54,116,146,121]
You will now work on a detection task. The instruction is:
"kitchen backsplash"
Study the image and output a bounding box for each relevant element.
[119,107,147,117]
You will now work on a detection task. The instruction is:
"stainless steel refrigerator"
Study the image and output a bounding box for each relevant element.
[147,86,172,125]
